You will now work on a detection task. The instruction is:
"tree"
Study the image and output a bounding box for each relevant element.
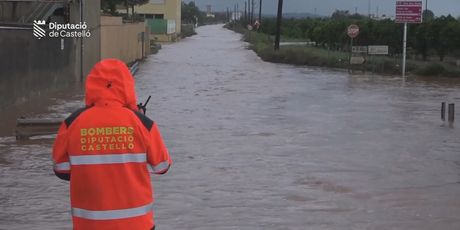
[182,2,201,25]
[371,19,402,54]
[331,10,351,20]
[126,0,149,20]
[439,21,460,61]
[432,15,457,61]
[414,22,432,60]
[251,13,460,58]
[422,9,434,21]
[101,0,124,15]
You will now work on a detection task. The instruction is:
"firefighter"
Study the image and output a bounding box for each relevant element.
[52,59,172,230]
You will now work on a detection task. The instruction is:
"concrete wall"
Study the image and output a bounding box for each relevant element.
[101,16,148,63]
[0,28,76,108]
[150,33,174,43]
[0,2,32,22]
[0,0,101,135]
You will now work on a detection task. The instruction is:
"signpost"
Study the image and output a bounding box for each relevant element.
[368,45,389,55]
[348,24,360,71]
[347,24,359,52]
[350,56,366,65]
[396,0,422,79]
[352,46,368,53]
[347,24,359,39]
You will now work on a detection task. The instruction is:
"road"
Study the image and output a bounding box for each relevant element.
[1,24,460,230]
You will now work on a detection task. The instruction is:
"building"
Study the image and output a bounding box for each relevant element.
[232,11,242,21]
[134,0,181,43]
[206,5,215,18]
[0,0,148,132]
[0,0,101,106]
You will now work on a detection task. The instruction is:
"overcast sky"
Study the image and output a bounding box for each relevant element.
[185,0,460,17]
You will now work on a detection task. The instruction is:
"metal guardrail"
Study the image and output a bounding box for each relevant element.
[130,61,139,76]
[15,118,61,140]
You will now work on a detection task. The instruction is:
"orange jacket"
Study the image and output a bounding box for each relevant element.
[52,59,171,230]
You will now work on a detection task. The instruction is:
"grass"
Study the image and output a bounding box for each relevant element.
[225,23,460,77]
[414,63,460,77]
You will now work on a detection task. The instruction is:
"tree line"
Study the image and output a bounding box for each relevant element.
[181,1,228,26]
[259,11,460,61]
[101,0,149,17]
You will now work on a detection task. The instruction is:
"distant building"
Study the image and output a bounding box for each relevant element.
[206,5,215,18]
[132,0,181,43]
[232,12,242,21]
[372,14,395,21]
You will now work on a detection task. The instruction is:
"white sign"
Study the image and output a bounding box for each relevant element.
[350,56,365,65]
[352,46,368,53]
[368,45,389,55]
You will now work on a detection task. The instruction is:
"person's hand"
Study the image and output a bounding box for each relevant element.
[137,103,146,114]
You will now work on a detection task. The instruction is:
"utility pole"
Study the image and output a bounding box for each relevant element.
[227,7,229,22]
[237,3,239,20]
[424,0,429,20]
[402,22,408,78]
[248,1,251,24]
[258,0,262,24]
[247,0,250,24]
[368,0,371,18]
[274,0,283,51]
[251,0,255,24]
[244,1,247,24]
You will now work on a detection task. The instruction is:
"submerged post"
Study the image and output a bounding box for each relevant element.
[448,103,455,123]
[259,0,262,25]
[441,102,446,121]
[402,22,408,79]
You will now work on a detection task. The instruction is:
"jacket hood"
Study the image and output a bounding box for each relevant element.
[85,59,138,110]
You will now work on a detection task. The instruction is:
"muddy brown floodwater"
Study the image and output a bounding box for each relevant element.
[1,25,460,230]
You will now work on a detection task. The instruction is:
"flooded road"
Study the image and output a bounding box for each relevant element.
[2,24,460,229]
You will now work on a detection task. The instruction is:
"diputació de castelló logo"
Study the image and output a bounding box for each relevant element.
[33,20,46,39]
[33,20,91,39]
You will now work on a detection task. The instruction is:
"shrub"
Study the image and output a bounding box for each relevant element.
[414,63,446,76]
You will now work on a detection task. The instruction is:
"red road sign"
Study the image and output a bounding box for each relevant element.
[347,24,359,38]
[396,0,422,23]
